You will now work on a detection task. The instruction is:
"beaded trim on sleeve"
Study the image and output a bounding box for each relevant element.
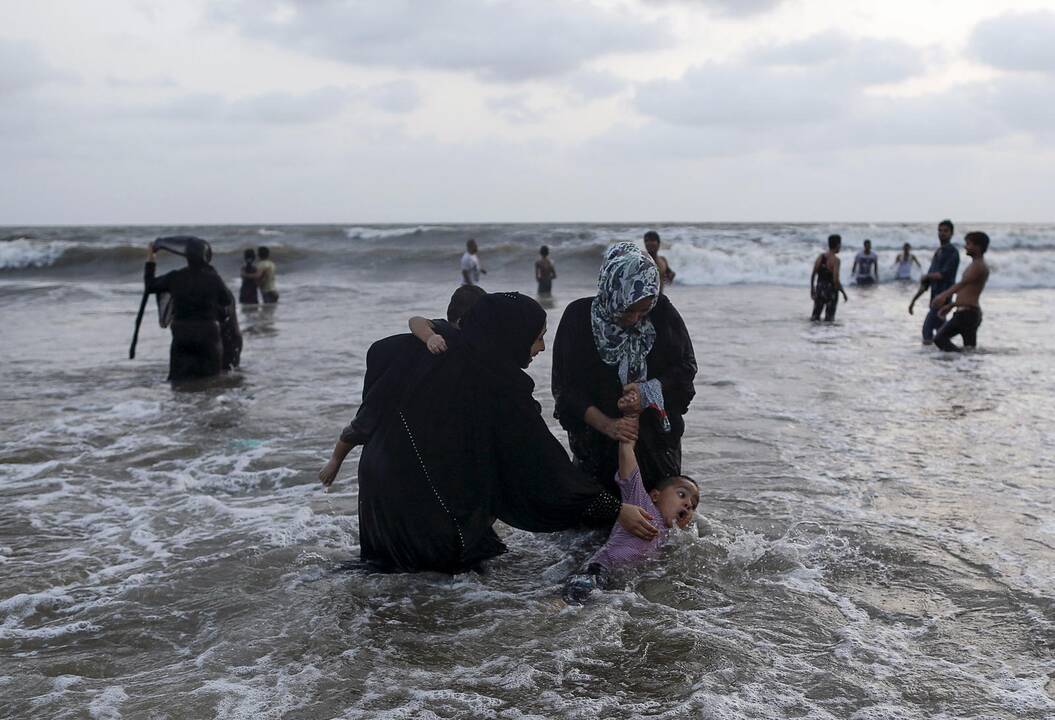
[582,491,621,524]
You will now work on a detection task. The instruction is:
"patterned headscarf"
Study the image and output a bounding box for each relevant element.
[590,242,660,383]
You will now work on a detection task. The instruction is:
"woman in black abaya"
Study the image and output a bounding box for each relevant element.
[321,292,657,573]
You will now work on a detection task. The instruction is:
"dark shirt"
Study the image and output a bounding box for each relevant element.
[145,262,233,323]
[552,294,697,439]
[927,243,960,298]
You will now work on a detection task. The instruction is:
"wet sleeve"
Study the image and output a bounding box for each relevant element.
[939,247,959,282]
[615,467,650,507]
[655,303,697,415]
[552,303,594,424]
[144,262,170,293]
[493,398,620,532]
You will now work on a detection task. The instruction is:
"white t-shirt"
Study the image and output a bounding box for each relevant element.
[854,252,878,281]
[461,251,480,285]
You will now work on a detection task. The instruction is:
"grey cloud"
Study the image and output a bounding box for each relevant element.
[644,0,786,18]
[105,74,180,89]
[564,69,627,100]
[752,31,928,85]
[486,94,544,124]
[361,80,421,114]
[227,87,353,124]
[969,11,1055,73]
[213,0,669,82]
[0,38,77,96]
[636,33,928,130]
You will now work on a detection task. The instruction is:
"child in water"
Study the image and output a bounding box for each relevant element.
[563,399,699,604]
[408,285,487,353]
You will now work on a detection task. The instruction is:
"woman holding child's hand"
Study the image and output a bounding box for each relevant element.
[552,242,697,504]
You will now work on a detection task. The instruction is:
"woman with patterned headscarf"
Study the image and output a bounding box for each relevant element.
[552,242,697,505]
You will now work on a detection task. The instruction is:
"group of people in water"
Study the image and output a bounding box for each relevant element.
[137,223,991,600]
[319,237,697,601]
[810,219,991,352]
[139,239,279,381]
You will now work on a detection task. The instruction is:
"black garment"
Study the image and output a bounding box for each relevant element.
[353,293,621,573]
[934,308,982,352]
[145,261,236,380]
[552,294,697,499]
[812,254,838,321]
[538,278,553,295]
[339,319,459,446]
[240,262,260,304]
[263,291,279,304]
[927,243,960,299]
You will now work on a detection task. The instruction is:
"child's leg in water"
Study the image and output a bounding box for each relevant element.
[562,563,609,605]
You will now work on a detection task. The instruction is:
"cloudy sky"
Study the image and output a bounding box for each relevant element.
[3,0,1054,223]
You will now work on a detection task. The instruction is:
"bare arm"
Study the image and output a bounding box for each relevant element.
[833,257,848,300]
[810,255,820,296]
[584,406,637,443]
[319,439,354,488]
[617,418,639,481]
[409,316,446,354]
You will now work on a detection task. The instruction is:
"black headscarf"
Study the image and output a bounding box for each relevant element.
[460,292,546,399]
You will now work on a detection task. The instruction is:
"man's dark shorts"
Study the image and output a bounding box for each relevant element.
[934,307,981,352]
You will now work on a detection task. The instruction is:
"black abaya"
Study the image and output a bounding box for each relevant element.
[353,293,622,573]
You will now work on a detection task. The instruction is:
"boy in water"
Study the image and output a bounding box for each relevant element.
[643,231,676,289]
[893,242,921,281]
[535,245,557,297]
[255,246,279,304]
[810,234,849,321]
[461,239,486,286]
[408,285,487,354]
[852,239,879,285]
[563,403,699,604]
[931,231,990,352]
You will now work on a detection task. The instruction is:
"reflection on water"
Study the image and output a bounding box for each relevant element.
[1,279,1054,719]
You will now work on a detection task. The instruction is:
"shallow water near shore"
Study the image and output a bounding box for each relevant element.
[2,225,1054,719]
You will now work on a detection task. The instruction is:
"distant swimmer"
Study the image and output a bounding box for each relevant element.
[892,242,921,281]
[142,237,239,381]
[921,219,960,345]
[247,246,279,304]
[852,239,879,286]
[810,234,849,322]
[535,245,557,297]
[931,231,990,352]
[643,231,675,289]
[239,248,259,305]
[461,238,486,286]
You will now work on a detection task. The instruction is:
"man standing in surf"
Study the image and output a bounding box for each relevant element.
[461,238,486,286]
[931,231,990,352]
[920,220,959,344]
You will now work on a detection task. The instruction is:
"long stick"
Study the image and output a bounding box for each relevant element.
[129,291,150,359]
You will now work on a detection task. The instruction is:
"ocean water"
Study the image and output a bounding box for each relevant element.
[1,224,1053,719]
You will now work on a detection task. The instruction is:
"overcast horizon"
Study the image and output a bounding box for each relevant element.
[4,0,1055,225]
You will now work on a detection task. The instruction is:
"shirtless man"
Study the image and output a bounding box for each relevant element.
[930,231,990,352]
[643,231,675,289]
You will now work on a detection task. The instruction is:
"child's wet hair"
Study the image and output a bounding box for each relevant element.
[655,474,697,490]
[447,285,487,323]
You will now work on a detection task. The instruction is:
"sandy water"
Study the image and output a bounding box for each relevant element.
[1,236,1054,718]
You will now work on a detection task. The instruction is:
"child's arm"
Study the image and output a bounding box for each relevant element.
[319,439,354,489]
[617,432,638,482]
[409,316,447,354]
